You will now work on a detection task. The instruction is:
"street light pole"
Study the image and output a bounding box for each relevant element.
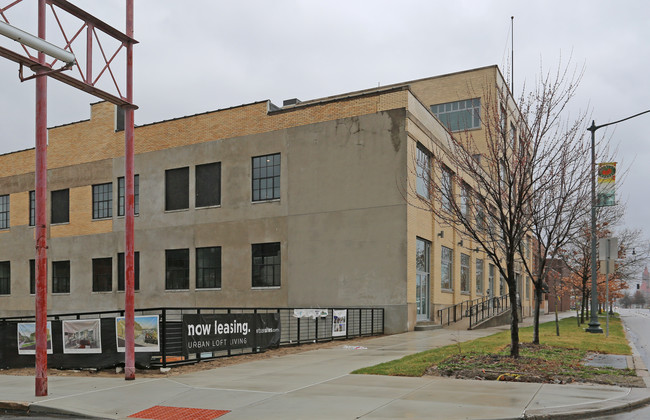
[586,109,650,333]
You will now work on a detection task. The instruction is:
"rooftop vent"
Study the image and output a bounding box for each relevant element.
[283,98,301,107]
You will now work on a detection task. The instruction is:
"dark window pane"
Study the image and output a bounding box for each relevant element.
[52,260,70,294]
[252,243,281,287]
[252,153,280,202]
[165,249,189,290]
[51,189,69,224]
[0,261,10,295]
[29,191,35,226]
[196,163,221,207]
[165,167,189,211]
[92,257,112,292]
[0,195,9,229]
[196,246,221,289]
[29,259,35,295]
[92,183,112,219]
[118,252,140,291]
[118,175,139,216]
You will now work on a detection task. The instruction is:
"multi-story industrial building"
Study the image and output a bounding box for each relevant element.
[0,65,534,333]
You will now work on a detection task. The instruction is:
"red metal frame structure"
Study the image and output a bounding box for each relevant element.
[0,0,137,395]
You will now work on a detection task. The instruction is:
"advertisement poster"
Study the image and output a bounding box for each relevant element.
[63,319,102,354]
[332,310,347,337]
[17,322,53,355]
[182,313,280,355]
[116,315,160,353]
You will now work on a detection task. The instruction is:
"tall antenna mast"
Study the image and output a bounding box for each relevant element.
[511,16,514,91]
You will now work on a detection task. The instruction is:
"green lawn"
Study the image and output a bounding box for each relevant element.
[352,315,631,377]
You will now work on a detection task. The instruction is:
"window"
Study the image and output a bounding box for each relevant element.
[430,98,480,131]
[476,259,484,294]
[252,153,280,201]
[488,263,495,296]
[441,167,453,211]
[166,249,189,290]
[29,259,35,295]
[526,276,531,298]
[92,183,112,219]
[29,191,35,226]
[195,162,221,207]
[416,144,431,199]
[165,167,189,211]
[460,253,470,293]
[476,196,486,231]
[0,195,8,229]
[416,238,431,316]
[460,183,471,217]
[52,261,70,294]
[500,274,506,296]
[510,123,516,148]
[118,175,139,216]
[92,258,112,292]
[500,105,507,138]
[118,252,140,291]
[0,261,9,295]
[252,242,281,287]
[115,105,125,132]
[51,189,69,224]
[196,246,221,289]
[441,246,453,290]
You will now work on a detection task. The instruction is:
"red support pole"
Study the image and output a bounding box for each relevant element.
[124,0,135,381]
[34,0,48,397]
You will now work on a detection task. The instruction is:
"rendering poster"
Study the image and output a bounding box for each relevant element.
[332,310,347,337]
[182,313,281,355]
[63,319,102,354]
[116,315,160,353]
[17,321,53,355]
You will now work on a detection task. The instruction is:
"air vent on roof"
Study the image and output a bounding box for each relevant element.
[283,98,301,107]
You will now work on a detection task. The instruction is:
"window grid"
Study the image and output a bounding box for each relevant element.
[165,167,189,211]
[118,175,140,216]
[92,258,112,292]
[118,252,140,291]
[252,153,280,201]
[460,183,471,217]
[252,243,281,287]
[476,259,484,294]
[166,249,189,290]
[0,261,9,295]
[196,163,221,207]
[0,195,9,229]
[52,261,70,294]
[92,183,113,219]
[29,191,35,227]
[416,144,431,199]
[441,168,453,211]
[488,263,495,297]
[460,253,470,293]
[196,247,221,289]
[430,98,481,131]
[51,189,69,224]
[441,246,453,290]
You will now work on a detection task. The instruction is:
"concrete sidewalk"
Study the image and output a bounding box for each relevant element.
[2,312,649,420]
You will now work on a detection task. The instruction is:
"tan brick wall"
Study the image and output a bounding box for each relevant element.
[50,186,112,238]
[10,191,29,227]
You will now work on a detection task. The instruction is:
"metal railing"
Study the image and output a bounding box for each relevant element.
[437,295,493,326]
[467,295,510,329]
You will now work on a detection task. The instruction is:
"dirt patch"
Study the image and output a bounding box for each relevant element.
[426,343,646,388]
[0,336,378,378]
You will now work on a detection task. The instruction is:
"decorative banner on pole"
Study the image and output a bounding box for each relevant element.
[597,162,616,207]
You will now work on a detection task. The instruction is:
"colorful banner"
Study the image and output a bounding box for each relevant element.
[63,319,102,354]
[17,322,53,355]
[332,310,347,337]
[597,162,616,207]
[182,313,280,355]
[116,315,160,353]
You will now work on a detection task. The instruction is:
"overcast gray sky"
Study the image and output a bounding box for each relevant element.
[1,0,649,237]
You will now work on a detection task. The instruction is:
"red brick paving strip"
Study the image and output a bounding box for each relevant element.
[128,405,230,420]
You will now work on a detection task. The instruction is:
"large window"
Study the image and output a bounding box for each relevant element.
[476,259,484,294]
[416,144,431,199]
[252,242,281,287]
[118,175,139,216]
[252,153,280,201]
[416,238,431,317]
[166,249,189,290]
[510,123,517,148]
[196,246,221,289]
[118,252,140,291]
[460,253,470,293]
[430,98,481,131]
[0,194,8,229]
[52,260,70,294]
[0,261,9,295]
[51,189,69,224]
[165,167,189,211]
[441,167,453,211]
[92,257,112,292]
[460,182,471,217]
[196,163,221,207]
[476,196,486,231]
[488,263,495,296]
[92,183,112,219]
[441,246,453,290]
[29,190,35,226]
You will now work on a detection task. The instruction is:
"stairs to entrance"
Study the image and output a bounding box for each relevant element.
[414,321,442,331]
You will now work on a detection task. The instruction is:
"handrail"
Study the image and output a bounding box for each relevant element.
[436,295,494,326]
[467,295,510,329]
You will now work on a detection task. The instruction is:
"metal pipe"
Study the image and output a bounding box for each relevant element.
[124,0,135,381]
[0,20,75,65]
[586,121,602,333]
[34,0,49,397]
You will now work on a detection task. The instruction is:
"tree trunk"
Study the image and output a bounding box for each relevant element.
[533,286,543,344]
[555,296,560,336]
[509,283,520,358]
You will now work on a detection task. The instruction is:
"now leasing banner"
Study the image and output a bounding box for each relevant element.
[182,313,280,356]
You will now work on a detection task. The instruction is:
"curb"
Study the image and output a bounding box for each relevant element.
[0,400,29,412]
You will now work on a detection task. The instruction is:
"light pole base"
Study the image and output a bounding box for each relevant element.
[586,322,603,334]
